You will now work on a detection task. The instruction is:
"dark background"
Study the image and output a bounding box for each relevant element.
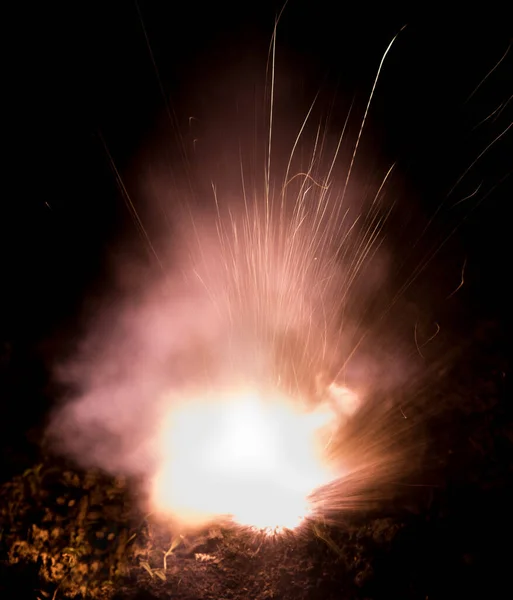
[2,4,511,479]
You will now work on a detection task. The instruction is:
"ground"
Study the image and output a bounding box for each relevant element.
[0,321,511,600]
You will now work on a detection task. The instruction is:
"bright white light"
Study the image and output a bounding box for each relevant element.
[150,388,342,531]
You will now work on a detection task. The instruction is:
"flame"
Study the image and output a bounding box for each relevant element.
[150,387,343,531]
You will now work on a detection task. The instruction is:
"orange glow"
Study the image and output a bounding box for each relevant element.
[150,387,343,531]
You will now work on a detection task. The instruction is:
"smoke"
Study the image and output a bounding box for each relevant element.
[45,59,432,530]
[47,278,206,472]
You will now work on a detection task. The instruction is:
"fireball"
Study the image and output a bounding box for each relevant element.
[151,387,344,531]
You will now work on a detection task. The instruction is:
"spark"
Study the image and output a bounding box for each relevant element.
[388,171,511,314]
[471,95,513,131]
[335,25,407,227]
[447,258,467,299]
[414,321,441,359]
[465,42,511,104]
[98,131,166,275]
[135,0,190,172]
[446,121,512,198]
[451,183,483,208]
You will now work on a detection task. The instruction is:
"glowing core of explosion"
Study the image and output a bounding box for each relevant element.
[151,388,341,531]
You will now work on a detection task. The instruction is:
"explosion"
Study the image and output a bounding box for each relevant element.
[48,25,420,535]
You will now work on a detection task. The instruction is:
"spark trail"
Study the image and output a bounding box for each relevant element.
[47,14,511,535]
[145,25,413,531]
